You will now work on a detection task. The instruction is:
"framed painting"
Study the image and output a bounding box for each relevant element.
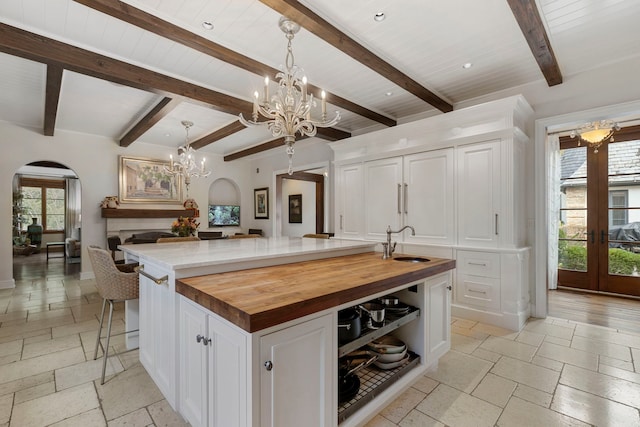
[254,187,269,219]
[119,156,182,203]
[289,194,302,223]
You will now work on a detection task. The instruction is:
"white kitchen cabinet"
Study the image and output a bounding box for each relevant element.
[179,296,247,427]
[138,261,177,407]
[364,157,403,240]
[259,313,333,427]
[457,140,501,248]
[335,163,364,239]
[425,272,452,364]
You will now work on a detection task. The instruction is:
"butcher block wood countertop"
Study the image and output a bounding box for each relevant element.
[176,252,455,333]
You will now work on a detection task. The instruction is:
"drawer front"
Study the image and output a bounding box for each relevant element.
[456,274,500,310]
[456,251,500,278]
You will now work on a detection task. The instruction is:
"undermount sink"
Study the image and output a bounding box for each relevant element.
[393,256,430,263]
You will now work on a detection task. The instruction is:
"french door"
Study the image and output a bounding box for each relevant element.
[558,138,640,297]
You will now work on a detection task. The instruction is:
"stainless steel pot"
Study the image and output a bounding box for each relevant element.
[359,302,385,328]
[379,295,399,307]
[338,308,361,343]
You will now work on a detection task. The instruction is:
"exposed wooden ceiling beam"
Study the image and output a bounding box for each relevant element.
[120,97,182,147]
[506,0,563,86]
[43,65,63,136]
[190,121,247,150]
[259,0,453,113]
[316,127,351,141]
[224,138,290,162]
[72,0,396,128]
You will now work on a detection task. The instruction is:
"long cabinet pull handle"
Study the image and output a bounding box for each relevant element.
[404,183,408,214]
[397,184,402,214]
[468,262,487,267]
[495,214,499,236]
[340,214,343,230]
[134,265,168,285]
[468,288,487,294]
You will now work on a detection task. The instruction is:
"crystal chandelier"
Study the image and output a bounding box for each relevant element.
[239,17,340,175]
[164,120,211,197]
[570,120,620,153]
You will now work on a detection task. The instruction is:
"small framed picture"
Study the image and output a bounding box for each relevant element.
[289,194,302,223]
[254,188,269,219]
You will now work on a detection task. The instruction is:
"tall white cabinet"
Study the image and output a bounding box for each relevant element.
[331,95,533,331]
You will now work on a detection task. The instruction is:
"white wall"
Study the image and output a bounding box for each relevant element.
[1,121,251,287]
[281,180,315,237]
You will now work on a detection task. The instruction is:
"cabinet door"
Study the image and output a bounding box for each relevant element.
[336,163,364,239]
[404,149,455,245]
[457,141,501,247]
[364,157,403,240]
[179,298,208,427]
[138,275,154,373]
[260,314,333,427]
[426,273,452,364]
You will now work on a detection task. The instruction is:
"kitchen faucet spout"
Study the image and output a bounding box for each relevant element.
[382,225,416,259]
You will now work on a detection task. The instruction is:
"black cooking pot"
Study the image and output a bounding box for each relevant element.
[338,373,360,404]
[338,308,361,343]
[338,354,377,404]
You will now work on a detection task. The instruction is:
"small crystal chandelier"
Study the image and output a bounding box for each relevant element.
[570,120,620,153]
[164,120,211,197]
[239,16,340,175]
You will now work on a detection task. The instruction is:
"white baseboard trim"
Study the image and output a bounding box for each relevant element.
[0,279,15,289]
[452,304,528,331]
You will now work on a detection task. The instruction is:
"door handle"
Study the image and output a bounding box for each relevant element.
[397,184,402,214]
[589,230,595,244]
[601,230,606,244]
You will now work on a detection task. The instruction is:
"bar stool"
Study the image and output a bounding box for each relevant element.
[87,246,139,384]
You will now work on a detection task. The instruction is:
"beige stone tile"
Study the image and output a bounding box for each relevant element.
[633,348,640,372]
[22,331,52,345]
[0,353,20,366]
[451,318,477,329]
[0,371,53,397]
[379,387,426,424]
[10,382,99,426]
[472,323,519,339]
[52,318,100,339]
[552,383,640,426]
[411,375,438,395]
[0,310,27,323]
[574,323,640,349]
[425,351,493,393]
[0,339,22,357]
[498,396,589,426]
[55,356,125,391]
[450,333,482,354]
[14,381,55,404]
[49,408,107,426]
[524,320,574,340]
[536,341,598,370]
[451,325,489,340]
[116,349,141,371]
[479,336,537,362]
[491,356,560,393]
[471,372,516,408]
[0,347,85,384]
[415,384,501,427]
[513,383,553,408]
[22,333,81,360]
[561,364,640,408]
[107,408,154,427]
[364,415,397,427]
[543,335,571,346]
[471,347,502,363]
[71,302,104,322]
[531,355,564,372]
[599,364,640,384]
[515,330,545,347]
[0,315,74,339]
[27,307,72,322]
[571,335,632,361]
[398,410,444,427]
[0,394,12,424]
[147,399,188,427]
[98,365,165,420]
[600,355,635,372]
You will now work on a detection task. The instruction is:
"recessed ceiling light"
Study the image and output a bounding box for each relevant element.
[385,91,393,96]
[202,21,214,30]
[462,62,473,69]
[374,12,386,22]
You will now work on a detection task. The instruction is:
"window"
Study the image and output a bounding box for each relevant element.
[20,178,65,232]
[609,190,628,226]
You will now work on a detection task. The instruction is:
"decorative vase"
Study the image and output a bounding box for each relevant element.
[26,218,43,250]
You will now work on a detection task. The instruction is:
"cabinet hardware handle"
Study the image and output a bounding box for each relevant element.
[447,285,452,291]
[601,230,606,244]
[468,288,487,294]
[495,214,499,236]
[196,334,204,343]
[589,230,595,244]
[397,184,402,214]
[468,262,487,267]
[340,214,343,230]
[404,183,408,214]
[264,360,273,371]
[134,265,168,285]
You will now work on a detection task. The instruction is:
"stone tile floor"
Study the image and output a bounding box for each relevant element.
[1,274,639,426]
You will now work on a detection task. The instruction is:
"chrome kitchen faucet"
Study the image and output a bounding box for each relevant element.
[382,225,415,259]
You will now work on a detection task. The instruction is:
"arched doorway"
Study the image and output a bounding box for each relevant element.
[12,161,81,281]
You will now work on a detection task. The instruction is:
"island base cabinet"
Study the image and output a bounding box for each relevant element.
[425,273,452,365]
[259,313,333,427]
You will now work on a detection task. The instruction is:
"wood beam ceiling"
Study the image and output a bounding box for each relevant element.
[44,65,63,136]
[259,0,453,113]
[120,97,182,147]
[190,121,247,151]
[506,0,563,86]
[72,0,396,128]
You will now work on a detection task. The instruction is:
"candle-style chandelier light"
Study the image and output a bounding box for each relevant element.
[239,16,340,175]
[164,120,211,197]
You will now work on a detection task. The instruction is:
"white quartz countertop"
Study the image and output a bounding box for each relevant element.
[119,237,376,271]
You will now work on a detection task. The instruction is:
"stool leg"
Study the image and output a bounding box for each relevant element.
[101,300,114,385]
[94,298,107,360]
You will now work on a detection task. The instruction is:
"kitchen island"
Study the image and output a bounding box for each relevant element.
[120,238,455,427]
